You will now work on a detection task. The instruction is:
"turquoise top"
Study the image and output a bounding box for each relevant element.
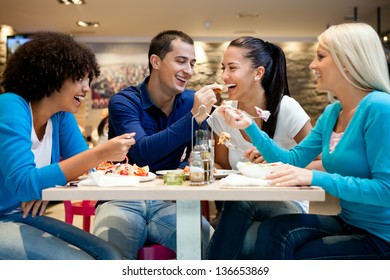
[245,91,390,242]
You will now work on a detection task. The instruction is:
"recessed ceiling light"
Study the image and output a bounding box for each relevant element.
[58,0,85,5]
[76,21,100,28]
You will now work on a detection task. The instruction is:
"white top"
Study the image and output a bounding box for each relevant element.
[6,105,53,215]
[208,95,310,212]
[30,104,53,168]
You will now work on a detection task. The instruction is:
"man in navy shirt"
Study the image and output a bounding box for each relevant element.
[93,30,219,259]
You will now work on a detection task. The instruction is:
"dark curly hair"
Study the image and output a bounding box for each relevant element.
[1,31,100,102]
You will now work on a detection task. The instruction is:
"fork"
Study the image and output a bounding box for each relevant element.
[223,139,246,153]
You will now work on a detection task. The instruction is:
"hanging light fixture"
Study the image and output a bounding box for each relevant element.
[76,21,100,28]
[58,0,85,5]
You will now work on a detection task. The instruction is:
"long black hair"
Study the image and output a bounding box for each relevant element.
[229,37,290,138]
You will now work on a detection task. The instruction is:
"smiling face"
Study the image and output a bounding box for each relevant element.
[152,38,196,94]
[51,77,89,114]
[309,46,344,94]
[220,46,259,101]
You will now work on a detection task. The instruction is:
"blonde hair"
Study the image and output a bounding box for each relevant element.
[318,22,390,94]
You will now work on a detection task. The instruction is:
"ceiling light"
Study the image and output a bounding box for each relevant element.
[58,0,85,5]
[381,30,389,42]
[76,21,100,28]
[203,21,211,30]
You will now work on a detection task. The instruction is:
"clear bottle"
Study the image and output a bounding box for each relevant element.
[189,129,214,185]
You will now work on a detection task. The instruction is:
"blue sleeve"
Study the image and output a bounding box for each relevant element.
[244,118,322,168]
[0,94,77,202]
[109,91,197,167]
[312,97,390,207]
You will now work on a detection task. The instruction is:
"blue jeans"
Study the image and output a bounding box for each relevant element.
[206,200,305,259]
[93,200,212,259]
[254,214,390,259]
[0,212,123,260]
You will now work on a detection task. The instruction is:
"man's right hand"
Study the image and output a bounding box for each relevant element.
[191,84,221,123]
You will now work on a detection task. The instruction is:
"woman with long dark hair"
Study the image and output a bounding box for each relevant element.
[206,36,321,259]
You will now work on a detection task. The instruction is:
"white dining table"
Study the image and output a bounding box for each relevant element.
[42,177,325,260]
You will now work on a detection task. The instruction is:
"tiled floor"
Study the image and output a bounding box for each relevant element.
[45,193,340,231]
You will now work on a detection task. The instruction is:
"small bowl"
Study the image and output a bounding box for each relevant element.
[163,171,186,185]
[236,161,286,178]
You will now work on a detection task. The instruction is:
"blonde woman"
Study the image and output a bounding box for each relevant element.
[217,22,390,259]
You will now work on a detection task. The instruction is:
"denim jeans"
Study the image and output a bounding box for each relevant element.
[254,214,390,259]
[206,200,305,259]
[93,200,212,259]
[0,211,123,260]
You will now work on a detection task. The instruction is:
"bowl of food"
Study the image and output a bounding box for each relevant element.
[236,161,287,178]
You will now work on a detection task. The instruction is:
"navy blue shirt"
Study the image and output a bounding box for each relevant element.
[108,77,199,173]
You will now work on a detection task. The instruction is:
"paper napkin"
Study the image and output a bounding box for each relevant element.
[219,174,270,187]
[78,172,140,187]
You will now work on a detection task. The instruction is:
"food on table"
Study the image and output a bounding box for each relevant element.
[218,131,231,145]
[95,161,114,171]
[183,165,190,174]
[96,161,149,177]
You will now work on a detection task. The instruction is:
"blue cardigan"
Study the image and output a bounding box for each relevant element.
[245,91,390,242]
[0,93,88,215]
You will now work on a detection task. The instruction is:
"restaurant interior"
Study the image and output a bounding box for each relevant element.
[0,0,389,231]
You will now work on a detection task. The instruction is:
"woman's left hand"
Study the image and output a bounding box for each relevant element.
[21,200,49,218]
[265,165,313,187]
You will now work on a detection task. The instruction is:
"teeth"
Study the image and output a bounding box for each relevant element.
[75,96,85,102]
[177,76,187,82]
[226,84,236,88]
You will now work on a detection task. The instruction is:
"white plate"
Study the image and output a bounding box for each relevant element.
[156,170,183,176]
[236,162,286,178]
[78,172,156,182]
[139,172,156,182]
[156,169,239,179]
[214,169,240,179]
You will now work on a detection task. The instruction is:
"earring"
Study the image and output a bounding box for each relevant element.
[254,76,260,81]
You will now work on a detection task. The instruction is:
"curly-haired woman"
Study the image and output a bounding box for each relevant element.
[0,31,135,259]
